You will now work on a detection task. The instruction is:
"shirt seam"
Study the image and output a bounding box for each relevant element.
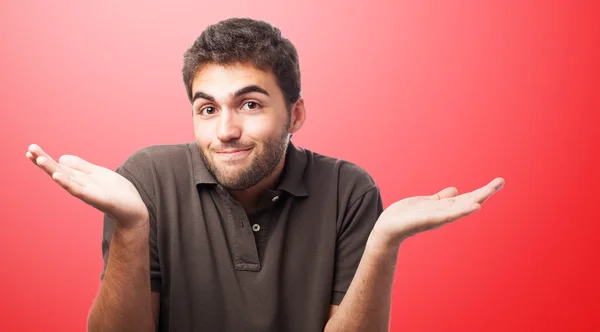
[119,165,158,224]
[346,185,379,213]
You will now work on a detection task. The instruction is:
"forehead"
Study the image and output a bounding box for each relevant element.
[191,62,279,97]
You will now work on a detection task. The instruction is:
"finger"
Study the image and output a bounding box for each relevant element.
[28,144,59,173]
[458,177,505,204]
[26,151,38,166]
[427,201,482,227]
[402,202,481,237]
[36,155,61,177]
[52,172,86,199]
[429,186,459,200]
[447,202,481,220]
[37,155,78,180]
[474,177,504,204]
[57,166,90,188]
[27,144,51,160]
[53,172,104,209]
[58,155,97,174]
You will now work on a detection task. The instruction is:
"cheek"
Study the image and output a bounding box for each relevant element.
[193,120,214,145]
[243,116,284,140]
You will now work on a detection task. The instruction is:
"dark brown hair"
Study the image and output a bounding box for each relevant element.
[182,18,301,109]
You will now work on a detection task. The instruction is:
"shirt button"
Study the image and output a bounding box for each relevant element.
[272,195,280,202]
[252,224,261,232]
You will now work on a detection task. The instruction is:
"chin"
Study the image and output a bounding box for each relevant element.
[217,175,258,191]
[212,158,252,172]
[212,165,250,186]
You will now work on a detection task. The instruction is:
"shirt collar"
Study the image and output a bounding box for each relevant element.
[276,140,308,197]
[189,141,218,185]
[189,140,308,197]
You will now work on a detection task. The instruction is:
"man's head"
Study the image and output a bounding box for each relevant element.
[182,18,306,190]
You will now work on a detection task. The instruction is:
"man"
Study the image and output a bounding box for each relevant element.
[26,18,504,332]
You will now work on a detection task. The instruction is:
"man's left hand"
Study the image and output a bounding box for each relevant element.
[371,177,505,248]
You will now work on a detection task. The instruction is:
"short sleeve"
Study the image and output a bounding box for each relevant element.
[99,159,161,293]
[331,186,384,305]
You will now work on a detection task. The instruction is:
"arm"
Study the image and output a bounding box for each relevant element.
[90,162,163,331]
[324,231,397,332]
[87,223,158,332]
[325,178,505,331]
[25,144,162,331]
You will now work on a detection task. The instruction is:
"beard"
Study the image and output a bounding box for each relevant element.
[198,127,291,190]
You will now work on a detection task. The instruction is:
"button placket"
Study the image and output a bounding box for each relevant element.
[215,186,261,272]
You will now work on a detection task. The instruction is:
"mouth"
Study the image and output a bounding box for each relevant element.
[214,147,252,161]
[216,147,251,154]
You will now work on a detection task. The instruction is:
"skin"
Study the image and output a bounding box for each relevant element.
[26,61,504,331]
[25,146,159,331]
[190,62,305,212]
[323,178,504,331]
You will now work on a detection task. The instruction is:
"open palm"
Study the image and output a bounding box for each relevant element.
[376,178,505,243]
[26,144,148,228]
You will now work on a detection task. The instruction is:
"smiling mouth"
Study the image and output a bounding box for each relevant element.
[216,147,252,154]
[214,147,253,161]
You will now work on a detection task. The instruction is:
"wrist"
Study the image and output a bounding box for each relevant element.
[369,223,406,248]
[113,217,149,238]
[365,226,403,260]
[109,210,149,230]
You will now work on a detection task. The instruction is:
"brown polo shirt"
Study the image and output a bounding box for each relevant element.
[100,141,384,331]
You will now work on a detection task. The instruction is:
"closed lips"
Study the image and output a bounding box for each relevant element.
[216,148,251,154]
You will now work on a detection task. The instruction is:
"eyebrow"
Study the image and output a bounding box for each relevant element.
[192,85,270,102]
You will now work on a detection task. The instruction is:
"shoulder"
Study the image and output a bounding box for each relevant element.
[300,146,379,202]
[298,147,384,236]
[113,142,195,209]
[118,142,193,175]
[114,142,195,195]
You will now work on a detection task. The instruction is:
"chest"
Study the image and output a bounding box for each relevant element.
[153,185,340,330]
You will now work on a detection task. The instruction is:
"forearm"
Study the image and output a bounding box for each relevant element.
[87,222,155,332]
[324,230,401,332]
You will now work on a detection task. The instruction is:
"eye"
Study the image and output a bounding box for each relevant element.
[198,106,217,116]
[241,101,261,111]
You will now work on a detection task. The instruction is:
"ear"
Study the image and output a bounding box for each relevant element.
[288,97,306,135]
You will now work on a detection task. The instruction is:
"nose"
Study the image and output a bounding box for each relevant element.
[216,109,242,142]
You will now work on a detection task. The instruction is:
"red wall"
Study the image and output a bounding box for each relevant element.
[1,0,598,331]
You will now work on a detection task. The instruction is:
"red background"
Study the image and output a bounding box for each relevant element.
[1,0,598,331]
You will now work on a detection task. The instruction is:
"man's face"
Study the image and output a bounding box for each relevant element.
[191,62,293,190]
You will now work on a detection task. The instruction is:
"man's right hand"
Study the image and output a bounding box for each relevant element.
[26,144,149,229]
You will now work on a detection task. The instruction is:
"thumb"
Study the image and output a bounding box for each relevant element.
[58,155,97,174]
[430,186,459,200]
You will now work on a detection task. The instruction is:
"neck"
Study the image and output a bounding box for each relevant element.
[229,154,286,213]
